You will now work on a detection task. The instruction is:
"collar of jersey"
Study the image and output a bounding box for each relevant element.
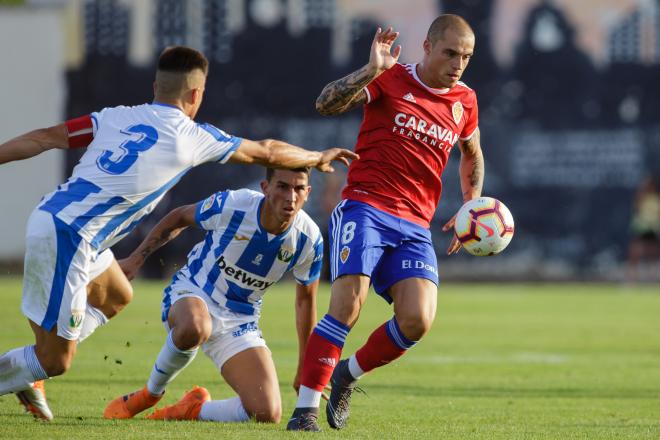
[409,63,450,95]
[257,198,293,240]
[151,101,185,112]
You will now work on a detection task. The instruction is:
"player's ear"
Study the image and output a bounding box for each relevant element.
[260,179,268,194]
[423,38,432,55]
[190,88,201,105]
[152,81,157,97]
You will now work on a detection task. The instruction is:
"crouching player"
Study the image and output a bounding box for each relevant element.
[104,167,323,423]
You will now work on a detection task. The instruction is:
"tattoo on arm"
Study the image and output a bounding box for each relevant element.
[467,153,483,193]
[460,129,484,199]
[316,65,377,115]
[138,226,180,260]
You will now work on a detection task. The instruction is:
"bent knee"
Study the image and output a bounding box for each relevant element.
[251,403,282,423]
[113,283,133,307]
[396,315,434,341]
[172,320,211,349]
[40,355,74,377]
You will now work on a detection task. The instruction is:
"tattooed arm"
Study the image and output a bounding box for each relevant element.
[442,128,485,255]
[117,204,197,280]
[316,27,402,116]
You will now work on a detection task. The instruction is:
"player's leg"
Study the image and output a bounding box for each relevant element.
[104,281,210,419]
[2,209,92,420]
[327,236,438,429]
[289,200,388,431]
[219,347,280,422]
[10,322,77,421]
[148,319,271,422]
[79,252,133,342]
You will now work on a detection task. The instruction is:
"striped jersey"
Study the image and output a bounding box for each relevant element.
[37,103,241,252]
[169,189,323,317]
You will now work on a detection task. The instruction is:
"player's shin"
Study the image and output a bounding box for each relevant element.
[296,314,350,408]
[146,330,198,396]
[0,346,49,395]
[353,316,417,374]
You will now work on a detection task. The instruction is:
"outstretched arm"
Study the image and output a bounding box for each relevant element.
[118,204,197,280]
[229,138,358,173]
[0,124,68,165]
[315,27,401,116]
[443,128,485,255]
[292,280,318,395]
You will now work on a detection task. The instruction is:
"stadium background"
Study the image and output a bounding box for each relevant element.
[1,0,659,282]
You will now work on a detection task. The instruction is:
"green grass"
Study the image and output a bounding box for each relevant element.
[0,277,659,439]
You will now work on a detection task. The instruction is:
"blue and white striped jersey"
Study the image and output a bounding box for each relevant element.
[37,103,241,251]
[172,189,323,317]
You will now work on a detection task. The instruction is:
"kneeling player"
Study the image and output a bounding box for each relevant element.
[104,167,323,423]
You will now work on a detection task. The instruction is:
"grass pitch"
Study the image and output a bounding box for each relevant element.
[0,276,658,439]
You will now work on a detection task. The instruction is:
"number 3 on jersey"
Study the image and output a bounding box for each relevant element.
[341,221,356,244]
[96,124,158,174]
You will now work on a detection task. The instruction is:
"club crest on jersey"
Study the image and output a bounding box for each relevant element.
[452,101,463,125]
[200,194,216,213]
[277,247,294,263]
[252,254,263,266]
[69,309,85,328]
[340,246,350,264]
[402,92,416,103]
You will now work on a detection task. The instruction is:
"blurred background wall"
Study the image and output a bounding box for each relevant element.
[1,0,659,282]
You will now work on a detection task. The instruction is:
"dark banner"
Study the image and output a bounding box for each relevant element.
[64,0,660,280]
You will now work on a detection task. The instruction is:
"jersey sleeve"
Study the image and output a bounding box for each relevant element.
[65,115,94,148]
[195,191,229,230]
[460,92,479,140]
[364,65,396,104]
[193,123,243,165]
[293,235,323,285]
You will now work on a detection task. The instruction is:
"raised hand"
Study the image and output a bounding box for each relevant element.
[368,27,402,73]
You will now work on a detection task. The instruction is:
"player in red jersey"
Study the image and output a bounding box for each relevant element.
[287,15,484,431]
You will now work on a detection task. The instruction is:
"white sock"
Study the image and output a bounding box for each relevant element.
[77,304,109,343]
[198,396,250,422]
[348,354,365,379]
[0,346,49,395]
[295,385,322,408]
[146,330,197,396]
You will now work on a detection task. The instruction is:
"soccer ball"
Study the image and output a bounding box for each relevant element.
[454,197,515,256]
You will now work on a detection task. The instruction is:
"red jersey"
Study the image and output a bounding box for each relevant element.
[342,63,479,228]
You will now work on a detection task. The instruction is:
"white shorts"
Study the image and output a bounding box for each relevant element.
[162,277,268,370]
[21,209,114,340]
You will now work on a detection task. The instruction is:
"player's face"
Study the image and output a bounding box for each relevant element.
[261,170,311,228]
[422,27,474,89]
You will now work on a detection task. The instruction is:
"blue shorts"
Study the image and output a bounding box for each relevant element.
[329,199,438,303]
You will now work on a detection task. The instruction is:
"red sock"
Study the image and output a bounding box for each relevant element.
[355,318,416,373]
[300,332,343,392]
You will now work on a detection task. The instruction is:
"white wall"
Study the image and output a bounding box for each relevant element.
[0,8,65,259]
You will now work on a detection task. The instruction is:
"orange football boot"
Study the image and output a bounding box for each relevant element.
[104,386,162,419]
[16,380,53,421]
[146,386,210,421]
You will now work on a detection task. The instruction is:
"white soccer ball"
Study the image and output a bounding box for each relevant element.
[454,197,515,256]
